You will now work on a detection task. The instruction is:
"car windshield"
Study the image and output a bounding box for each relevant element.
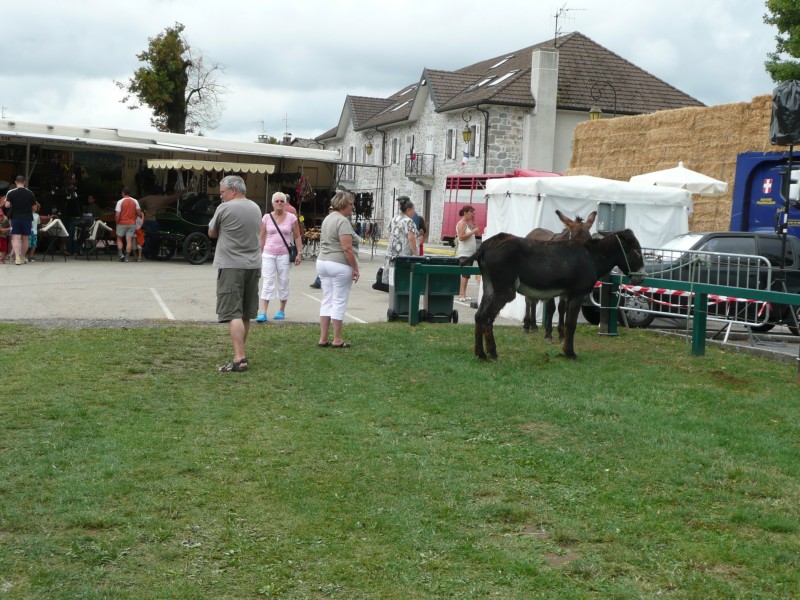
[643,233,704,264]
[659,233,704,251]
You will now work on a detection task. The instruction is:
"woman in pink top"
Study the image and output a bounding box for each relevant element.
[257,192,303,322]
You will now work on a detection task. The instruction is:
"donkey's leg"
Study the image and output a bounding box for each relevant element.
[474,296,489,359]
[560,298,582,360]
[474,317,486,359]
[523,298,538,333]
[543,298,556,342]
[484,289,515,359]
[556,297,567,341]
[485,320,498,359]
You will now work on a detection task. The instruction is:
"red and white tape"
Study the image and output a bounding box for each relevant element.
[595,282,770,315]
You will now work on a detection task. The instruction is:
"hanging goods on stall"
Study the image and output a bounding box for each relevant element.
[296,173,314,215]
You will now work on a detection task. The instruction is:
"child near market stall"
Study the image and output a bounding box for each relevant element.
[134,213,144,262]
[26,202,41,262]
[0,207,10,263]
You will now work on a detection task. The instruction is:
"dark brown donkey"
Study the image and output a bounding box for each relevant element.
[460,229,645,360]
[523,210,597,340]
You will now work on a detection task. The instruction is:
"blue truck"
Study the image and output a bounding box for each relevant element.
[730,151,800,235]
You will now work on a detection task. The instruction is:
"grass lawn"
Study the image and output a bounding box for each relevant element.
[1,322,798,599]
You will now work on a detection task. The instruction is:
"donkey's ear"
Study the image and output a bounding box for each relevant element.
[556,209,572,226]
[585,211,598,228]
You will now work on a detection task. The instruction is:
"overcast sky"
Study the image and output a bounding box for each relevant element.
[2,0,777,143]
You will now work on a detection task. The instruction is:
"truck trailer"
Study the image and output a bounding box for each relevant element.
[730,151,800,236]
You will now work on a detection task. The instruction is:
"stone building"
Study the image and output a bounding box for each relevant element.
[317,32,703,243]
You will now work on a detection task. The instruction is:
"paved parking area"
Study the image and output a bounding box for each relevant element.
[1,248,504,326]
[5,248,798,367]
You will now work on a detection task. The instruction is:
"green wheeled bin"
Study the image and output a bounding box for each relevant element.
[387,255,461,323]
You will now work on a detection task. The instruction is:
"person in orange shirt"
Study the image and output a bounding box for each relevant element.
[114,187,143,262]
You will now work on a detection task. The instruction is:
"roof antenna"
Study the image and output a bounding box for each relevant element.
[256,120,271,144]
[282,113,292,145]
[554,4,584,48]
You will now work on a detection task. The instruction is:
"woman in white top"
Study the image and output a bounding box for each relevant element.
[380,196,419,286]
[456,205,481,301]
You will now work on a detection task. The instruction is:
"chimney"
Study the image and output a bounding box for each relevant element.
[522,48,559,171]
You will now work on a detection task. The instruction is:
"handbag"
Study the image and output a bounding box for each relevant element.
[269,213,298,262]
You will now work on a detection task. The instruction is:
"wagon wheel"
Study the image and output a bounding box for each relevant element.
[182,231,212,265]
[152,235,177,261]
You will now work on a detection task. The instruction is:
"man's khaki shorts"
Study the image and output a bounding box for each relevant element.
[116,223,137,238]
[216,268,260,322]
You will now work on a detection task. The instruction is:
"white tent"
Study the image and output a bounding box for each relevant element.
[483,175,692,321]
[629,162,728,195]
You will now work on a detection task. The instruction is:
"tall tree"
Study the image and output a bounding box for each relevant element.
[764,0,800,82]
[116,22,226,134]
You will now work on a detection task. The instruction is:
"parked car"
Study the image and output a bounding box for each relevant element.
[610,231,800,333]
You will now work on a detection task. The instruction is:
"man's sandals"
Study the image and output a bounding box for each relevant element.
[218,357,249,373]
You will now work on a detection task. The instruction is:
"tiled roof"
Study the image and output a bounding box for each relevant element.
[324,31,704,135]
[552,33,704,113]
[446,32,704,114]
[315,126,337,141]
[358,84,421,129]
[348,95,394,130]
[424,69,482,108]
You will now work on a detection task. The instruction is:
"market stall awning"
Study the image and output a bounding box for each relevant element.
[147,159,275,174]
[1,130,156,152]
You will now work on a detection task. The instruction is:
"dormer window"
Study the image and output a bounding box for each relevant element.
[488,70,519,86]
[390,100,411,112]
[465,77,495,92]
[375,99,412,117]
[489,55,514,69]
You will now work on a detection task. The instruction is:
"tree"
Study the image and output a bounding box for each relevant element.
[116,22,226,134]
[764,0,800,82]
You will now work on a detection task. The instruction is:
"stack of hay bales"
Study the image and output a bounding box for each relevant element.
[568,94,775,232]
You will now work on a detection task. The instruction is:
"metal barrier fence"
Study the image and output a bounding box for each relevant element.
[403,264,800,372]
[606,274,800,365]
[593,246,776,329]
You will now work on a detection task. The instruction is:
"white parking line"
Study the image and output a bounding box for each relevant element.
[301,292,367,323]
[149,288,175,320]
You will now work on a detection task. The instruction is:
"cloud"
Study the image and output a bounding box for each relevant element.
[2,0,779,139]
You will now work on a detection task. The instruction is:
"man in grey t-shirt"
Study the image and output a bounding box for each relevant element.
[208,175,262,372]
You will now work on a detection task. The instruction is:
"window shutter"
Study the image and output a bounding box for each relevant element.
[470,125,481,157]
[445,129,454,159]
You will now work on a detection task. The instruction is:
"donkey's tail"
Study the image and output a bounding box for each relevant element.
[458,248,482,267]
